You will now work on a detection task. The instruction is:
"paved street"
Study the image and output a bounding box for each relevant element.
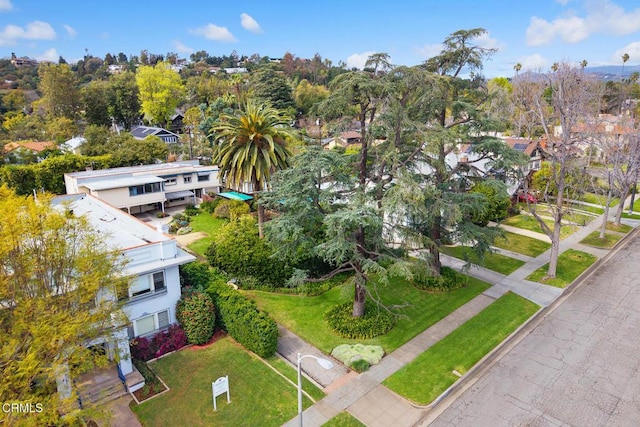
[425,232,640,427]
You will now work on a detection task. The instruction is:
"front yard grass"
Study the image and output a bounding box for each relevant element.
[492,231,551,257]
[526,249,597,288]
[580,192,619,207]
[245,275,491,354]
[131,337,319,427]
[606,222,633,233]
[501,214,576,239]
[441,246,524,275]
[186,212,227,257]
[580,231,624,249]
[383,292,539,405]
[322,412,366,426]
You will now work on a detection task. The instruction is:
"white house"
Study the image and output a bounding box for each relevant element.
[51,193,196,391]
[64,161,220,214]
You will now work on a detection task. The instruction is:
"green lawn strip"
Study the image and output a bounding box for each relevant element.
[265,356,325,402]
[492,231,551,257]
[383,292,539,406]
[622,212,640,220]
[186,213,227,257]
[526,249,597,288]
[440,246,524,275]
[606,222,633,233]
[579,231,624,249]
[580,193,619,207]
[501,214,576,239]
[568,203,604,215]
[322,412,366,427]
[131,337,311,427]
[245,276,490,354]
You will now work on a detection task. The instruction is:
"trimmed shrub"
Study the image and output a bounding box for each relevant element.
[179,261,212,290]
[130,325,188,361]
[206,282,278,358]
[176,292,216,345]
[213,199,251,220]
[331,343,385,369]
[176,226,192,235]
[200,198,223,214]
[350,358,370,373]
[324,301,395,339]
[184,204,200,216]
[412,266,466,292]
[206,216,292,288]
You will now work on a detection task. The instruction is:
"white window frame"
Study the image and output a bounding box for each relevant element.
[183,175,192,184]
[133,308,171,337]
[165,178,177,186]
[129,271,166,298]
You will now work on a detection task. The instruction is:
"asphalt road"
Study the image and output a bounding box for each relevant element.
[426,232,640,427]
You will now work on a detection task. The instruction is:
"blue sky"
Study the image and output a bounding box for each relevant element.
[2,0,640,77]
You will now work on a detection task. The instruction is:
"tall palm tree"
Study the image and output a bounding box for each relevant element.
[212,100,295,237]
[622,53,630,78]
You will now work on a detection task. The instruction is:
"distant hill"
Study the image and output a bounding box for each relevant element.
[584,64,640,81]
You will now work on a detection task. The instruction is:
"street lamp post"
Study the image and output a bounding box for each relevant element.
[297,353,333,427]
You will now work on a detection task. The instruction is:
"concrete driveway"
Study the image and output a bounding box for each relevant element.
[425,232,640,426]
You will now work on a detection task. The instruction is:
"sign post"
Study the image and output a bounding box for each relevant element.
[212,376,230,411]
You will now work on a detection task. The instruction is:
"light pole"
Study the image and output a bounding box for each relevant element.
[297,353,333,427]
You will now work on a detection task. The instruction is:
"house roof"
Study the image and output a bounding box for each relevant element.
[82,175,166,191]
[130,126,179,140]
[64,136,86,150]
[4,140,55,153]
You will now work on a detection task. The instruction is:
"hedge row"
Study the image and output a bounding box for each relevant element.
[206,282,278,358]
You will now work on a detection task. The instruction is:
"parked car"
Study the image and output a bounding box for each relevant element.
[517,192,537,203]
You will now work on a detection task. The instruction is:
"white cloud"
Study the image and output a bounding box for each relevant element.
[518,53,548,70]
[614,42,640,63]
[190,23,237,42]
[0,20,56,45]
[415,43,442,59]
[63,24,77,39]
[0,0,13,12]
[35,48,59,62]
[474,31,505,51]
[174,40,193,54]
[526,0,640,46]
[240,13,262,34]
[345,51,375,70]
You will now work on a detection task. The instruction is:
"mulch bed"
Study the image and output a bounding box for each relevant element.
[132,381,168,402]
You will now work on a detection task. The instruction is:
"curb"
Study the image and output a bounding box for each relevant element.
[415,225,640,426]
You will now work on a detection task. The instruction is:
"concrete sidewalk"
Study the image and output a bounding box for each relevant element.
[280,200,636,427]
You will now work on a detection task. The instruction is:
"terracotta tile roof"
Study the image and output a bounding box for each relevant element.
[3,141,56,153]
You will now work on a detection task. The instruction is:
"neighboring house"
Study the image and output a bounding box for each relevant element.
[64,161,220,214]
[63,136,87,154]
[10,52,38,67]
[51,193,195,393]
[131,126,180,144]
[169,112,184,134]
[3,141,56,162]
[322,131,362,150]
[107,64,125,74]
[502,137,543,175]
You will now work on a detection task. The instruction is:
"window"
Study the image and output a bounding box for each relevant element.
[165,178,177,186]
[129,182,161,196]
[197,174,210,182]
[183,175,192,184]
[133,309,170,336]
[128,271,166,298]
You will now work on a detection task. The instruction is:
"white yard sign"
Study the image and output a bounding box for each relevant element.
[212,376,230,411]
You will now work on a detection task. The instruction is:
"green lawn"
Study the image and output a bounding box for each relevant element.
[493,232,551,257]
[580,193,619,207]
[383,292,539,405]
[186,212,227,257]
[322,412,366,427]
[606,222,633,233]
[131,337,319,427]
[441,246,524,275]
[501,214,576,239]
[568,203,604,215]
[245,276,491,354]
[580,231,624,248]
[526,249,597,288]
[265,356,326,402]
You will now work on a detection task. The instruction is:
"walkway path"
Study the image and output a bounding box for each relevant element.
[280,199,636,426]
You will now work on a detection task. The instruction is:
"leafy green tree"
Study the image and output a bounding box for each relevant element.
[0,186,128,425]
[469,180,510,226]
[249,64,295,111]
[107,71,141,130]
[111,134,168,166]
[2,89,28,112]
[136,61,184,126]
[210,101,296,237]
[293,79,329,114]
[81,79,112,127]
[37,63,81,120]
[45,117,78,143]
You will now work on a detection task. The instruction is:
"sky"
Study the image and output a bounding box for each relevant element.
[2,0,640,77]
